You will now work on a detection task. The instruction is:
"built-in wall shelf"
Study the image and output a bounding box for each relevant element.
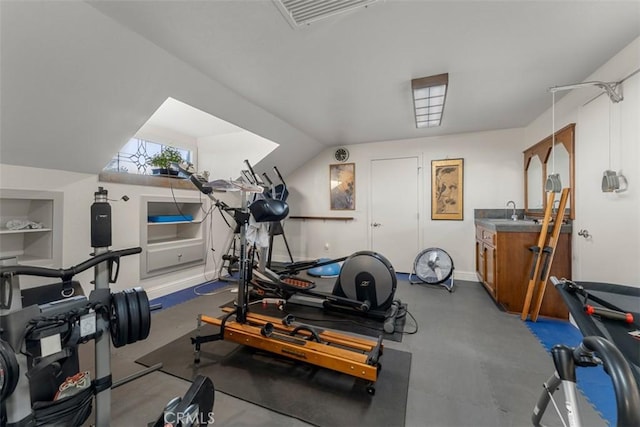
[99,171,198,190]
[0,189,63,267]
[140,195,207,278]
[0,228,54,235]
[148,221,200,226]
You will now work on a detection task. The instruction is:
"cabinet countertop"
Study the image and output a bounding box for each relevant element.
[475,218,572,233]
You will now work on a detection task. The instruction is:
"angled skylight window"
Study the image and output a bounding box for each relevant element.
[104,97,279,181]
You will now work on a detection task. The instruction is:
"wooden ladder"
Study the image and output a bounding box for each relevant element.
[521,191,556,321]
[529,188,570,322]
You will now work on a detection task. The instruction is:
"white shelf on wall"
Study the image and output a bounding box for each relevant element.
[0,189,63,267]
[0,227,54,234]
[148,236,202,245]
[140,195,207,279]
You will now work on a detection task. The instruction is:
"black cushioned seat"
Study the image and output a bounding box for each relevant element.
[249,199,289,223]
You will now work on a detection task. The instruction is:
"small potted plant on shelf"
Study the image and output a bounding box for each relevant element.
[147,147,183,176]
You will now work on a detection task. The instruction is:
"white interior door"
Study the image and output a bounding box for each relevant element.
[370,156,420,273]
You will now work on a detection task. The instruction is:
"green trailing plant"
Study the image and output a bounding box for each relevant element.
[148,147,183,170]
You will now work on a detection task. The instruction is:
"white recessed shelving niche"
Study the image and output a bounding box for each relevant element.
[140,195,206,278]
[0,189,63,267]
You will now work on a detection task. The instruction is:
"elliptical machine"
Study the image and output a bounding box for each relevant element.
[252,251,399,321]
[238,162,400,322]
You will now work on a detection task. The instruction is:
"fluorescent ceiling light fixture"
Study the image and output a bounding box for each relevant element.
[274,0,379,28]
[412,73,448,128]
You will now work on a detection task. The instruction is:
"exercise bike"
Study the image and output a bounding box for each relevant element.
[0,187,215,426]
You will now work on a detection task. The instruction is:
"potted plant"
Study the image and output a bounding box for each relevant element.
[147,147,183,176]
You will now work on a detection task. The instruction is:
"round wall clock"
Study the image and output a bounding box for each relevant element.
[334,147,349,162]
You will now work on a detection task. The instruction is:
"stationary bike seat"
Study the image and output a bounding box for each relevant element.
[249,199,289,222]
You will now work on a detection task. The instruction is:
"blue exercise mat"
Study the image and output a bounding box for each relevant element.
[148,215,193,222]
[526,318,616,425]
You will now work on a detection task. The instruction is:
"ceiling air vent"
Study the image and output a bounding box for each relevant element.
[274,0,379,28]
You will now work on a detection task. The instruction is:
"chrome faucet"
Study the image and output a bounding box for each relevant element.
[506,200,517,221]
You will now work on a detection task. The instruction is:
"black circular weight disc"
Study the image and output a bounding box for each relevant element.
[111,291,129,348]
[0,340,19,401]
[134,287,151,341]
[338,251,396,308]
[124,288,141,345]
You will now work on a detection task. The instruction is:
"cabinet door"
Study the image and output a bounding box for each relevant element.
[147,240,204,273]
[476,239,485,282]
[490,231,569,319]
[484,244,496,297]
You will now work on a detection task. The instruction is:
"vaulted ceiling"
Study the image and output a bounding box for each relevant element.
[1,1,639,176]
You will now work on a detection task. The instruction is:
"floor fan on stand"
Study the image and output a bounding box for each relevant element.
[409,248,455,292]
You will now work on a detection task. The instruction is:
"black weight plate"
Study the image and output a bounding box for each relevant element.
[0,339,19,402]
[111,291,129,348]
[124,288,140,345]
[134,287,151,341]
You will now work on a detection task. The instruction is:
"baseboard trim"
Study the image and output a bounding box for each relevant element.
[454,270,479,282]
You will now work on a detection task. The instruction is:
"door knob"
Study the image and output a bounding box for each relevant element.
[371,222,381,227]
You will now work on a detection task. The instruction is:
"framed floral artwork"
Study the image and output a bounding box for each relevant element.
[432,158,463,220]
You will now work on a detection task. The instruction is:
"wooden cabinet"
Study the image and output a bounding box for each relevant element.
[140,196,207,278]
[475,240,484,283]
[475,226,497,298]
[484,242,496,296]
[475,224,570,319]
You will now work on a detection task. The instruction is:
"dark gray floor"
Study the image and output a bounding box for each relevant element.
[81,279,605,426]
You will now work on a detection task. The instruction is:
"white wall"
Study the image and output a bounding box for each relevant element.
[0,164,240,299]
[197,132,279,182]
[524,36,640,287]
[0,90,280,301]
[3,2,636,294]
[0,1,323,177]
[281,128,526,277]
[283,36,640,287]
